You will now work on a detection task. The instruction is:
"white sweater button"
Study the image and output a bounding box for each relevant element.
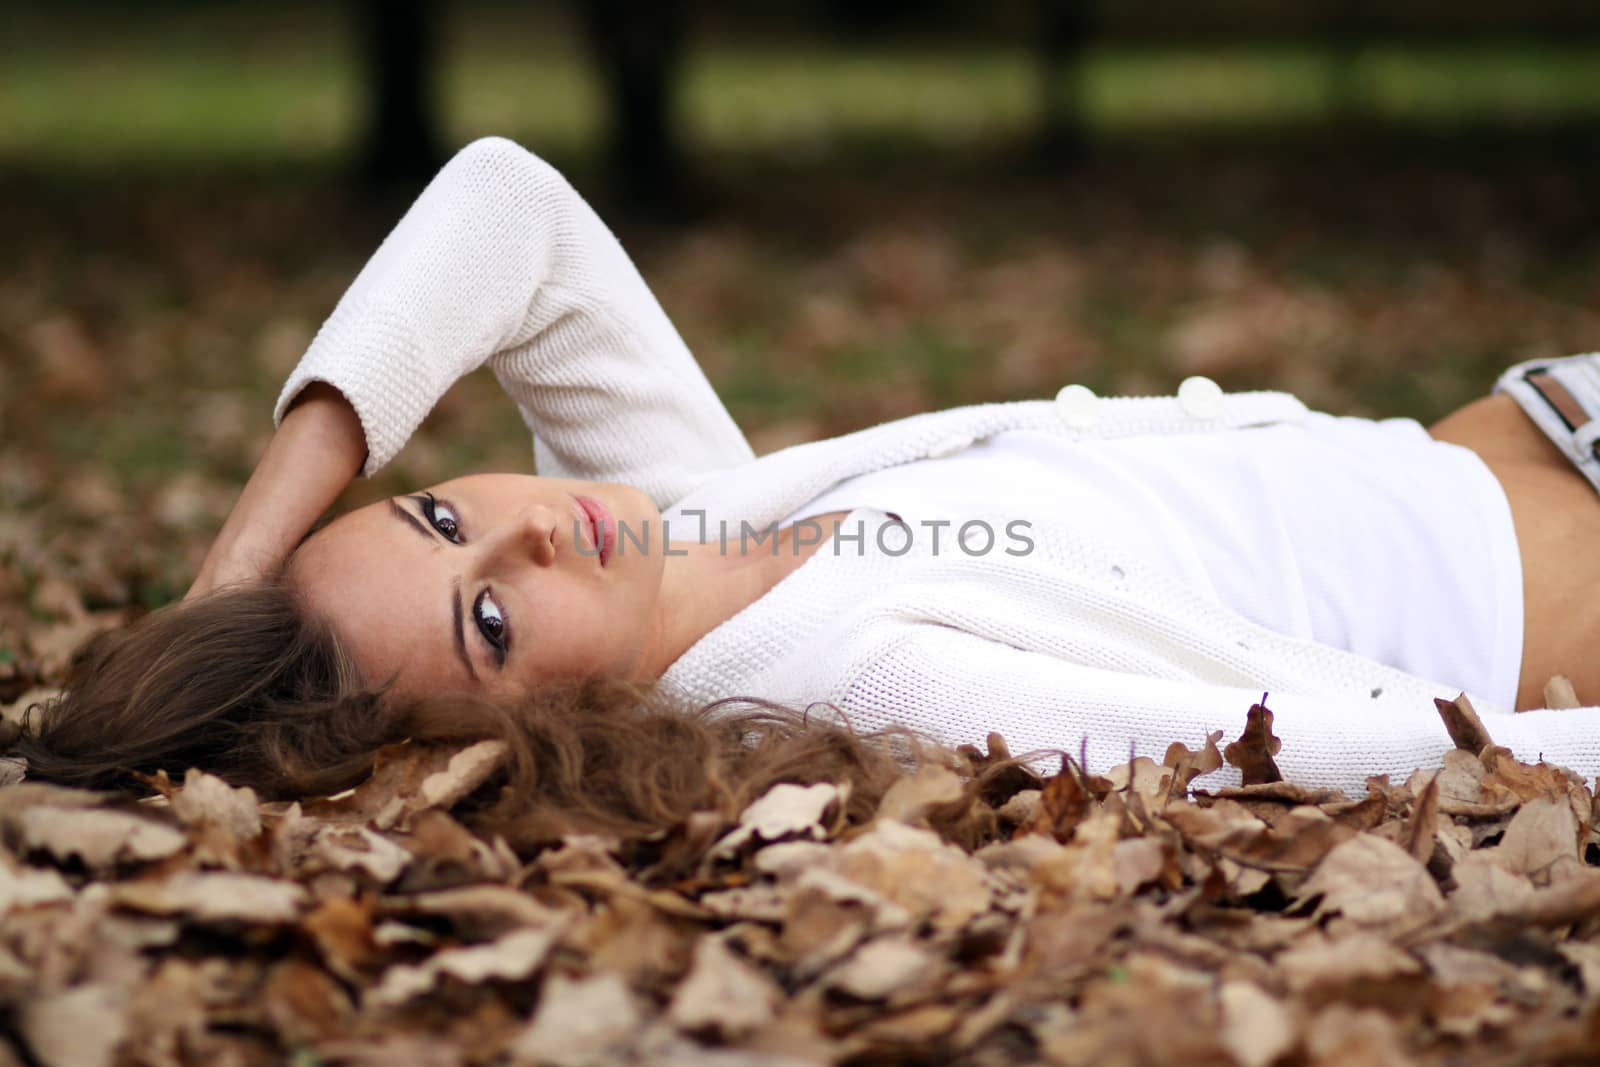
[926,432,975,458]
[1178,375,1225,419]
[1055,383,1099,429]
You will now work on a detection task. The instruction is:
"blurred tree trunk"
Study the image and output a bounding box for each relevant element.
[580,0,687,213]
[1037,0,1089,165]
[1323,0,1368,135]
[358,0,444,186]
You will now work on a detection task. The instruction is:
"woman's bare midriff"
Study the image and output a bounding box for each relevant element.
[1428,392,1600,710]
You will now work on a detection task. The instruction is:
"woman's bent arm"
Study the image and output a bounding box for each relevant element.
[188,383,365,596]
[275,136,753,506]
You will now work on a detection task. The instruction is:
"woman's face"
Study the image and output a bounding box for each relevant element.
[288,474,665,702]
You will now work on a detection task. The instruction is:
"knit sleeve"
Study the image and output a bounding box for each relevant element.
[838,626,1600,796]
[274,136,754,507]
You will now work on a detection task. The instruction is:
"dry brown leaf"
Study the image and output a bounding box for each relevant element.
[1448,851,1538,923]
[698,885,790,923]
[1427,979,1519,1039]
[1303,1004,1417,1067]
[1478,868,1600,929]
[1207,782,1344,806]
[1478,745,1587,806]
[1027,756,1099,841]
[311,825,413,884]
[416,740,510,810]
[996,788,1041,826]
[669,935,783,1036]
[1326,791,1388,832]
[303,895,380,981]
[1435,693,1493,754]
[308,739,508,830]
[959,731,1045,810]
[169,769,262,840]
[367,926,561,1010]
[1489,793,1580,878]
[712,782,842,859]
[783,870,904,976]
[1223,695,1283,786]
[1543,674,1581,709]
[311,1033,465,1067]
[752,840,833,881]
[0,855,75,915]
[825,937,938,1000]
[1031,807,1123,903]
[974,832,1064,877]
[1213,805,1356,879]
[1218,981,1297,1067]
[1400,776,1440,865]
[876,763,965,826]
[1276,931,1425,994]
[830,819,993,930]
[119,959,209,1067]
[264,957,352,1045]
[1102,755,1173,807]
[1158,797,1268,848]
[405,808,521,885]
[1294,834,1444,930]
[384,884,570,940]
[1406,748,1487,807]
[16,984,126,1067]
[511,972,642,1067]
[1164,729,1226,791]
[112,872,307,924]
[17,806,187,871]
[848,1003,961,1048]
[1111,836,1172,895]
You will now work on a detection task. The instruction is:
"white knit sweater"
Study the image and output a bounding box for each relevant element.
[279,137,1600,793]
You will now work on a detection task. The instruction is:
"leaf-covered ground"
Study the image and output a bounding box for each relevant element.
[4,149,1600,1064]
[5,692,1600,1066]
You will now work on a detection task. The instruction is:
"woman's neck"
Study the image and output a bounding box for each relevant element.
[632,510,852,679]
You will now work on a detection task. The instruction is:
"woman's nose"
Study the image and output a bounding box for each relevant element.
[479,505,559,569]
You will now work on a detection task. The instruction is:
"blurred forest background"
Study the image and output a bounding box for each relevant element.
[4,0,1600,688]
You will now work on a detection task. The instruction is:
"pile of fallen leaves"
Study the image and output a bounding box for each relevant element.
[4,691,1600,1066]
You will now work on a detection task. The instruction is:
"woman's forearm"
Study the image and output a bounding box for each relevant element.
[274,137,751,506]
[188,382,365,596]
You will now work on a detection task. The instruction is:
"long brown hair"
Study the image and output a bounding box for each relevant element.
[14,583,987,847]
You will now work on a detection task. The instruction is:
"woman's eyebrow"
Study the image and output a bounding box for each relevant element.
[452,578,479,681]
[385,499,474,679]
[389,498,433,542]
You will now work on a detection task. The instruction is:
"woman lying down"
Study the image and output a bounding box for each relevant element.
[20,137,1600,836]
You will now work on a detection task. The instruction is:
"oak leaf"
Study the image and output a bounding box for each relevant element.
[1223,694,1283,785]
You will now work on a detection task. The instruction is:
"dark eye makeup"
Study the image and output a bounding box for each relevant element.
[413,492,512,669]
[415,492,461,543]
[473,588,510,666]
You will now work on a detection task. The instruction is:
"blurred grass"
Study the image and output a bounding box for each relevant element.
[5,5,1600,165]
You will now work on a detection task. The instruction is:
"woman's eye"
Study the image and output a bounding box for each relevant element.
[474,589,508,658]
[419,493,462,543]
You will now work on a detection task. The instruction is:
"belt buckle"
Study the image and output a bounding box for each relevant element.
[1524,368,1600,464]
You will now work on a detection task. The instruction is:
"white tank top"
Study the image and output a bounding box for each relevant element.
[781,412,1524,712]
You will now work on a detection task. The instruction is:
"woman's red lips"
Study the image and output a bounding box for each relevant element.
[574,495,615,566]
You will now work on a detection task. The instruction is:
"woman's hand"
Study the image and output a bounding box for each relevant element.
[187,382,367,598]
